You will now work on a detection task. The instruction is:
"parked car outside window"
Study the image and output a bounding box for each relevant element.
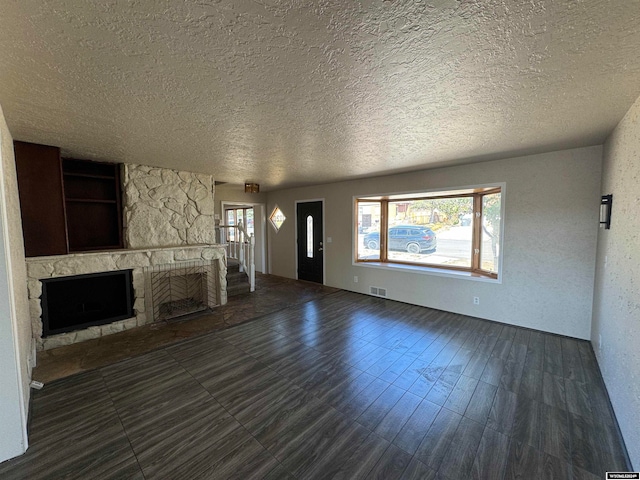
[363,225,437,254]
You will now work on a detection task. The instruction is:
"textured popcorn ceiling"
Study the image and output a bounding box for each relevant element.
[1,1,640,190]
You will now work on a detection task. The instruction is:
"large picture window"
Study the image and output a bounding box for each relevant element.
[355,186,502,279]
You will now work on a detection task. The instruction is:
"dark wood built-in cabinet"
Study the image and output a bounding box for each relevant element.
[14,141,124,257]
[62,158,123,252]
[13,142,68,257]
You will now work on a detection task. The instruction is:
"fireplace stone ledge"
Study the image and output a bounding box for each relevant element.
[26,245,227,350]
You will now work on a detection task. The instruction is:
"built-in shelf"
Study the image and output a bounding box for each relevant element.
[69,244,124,252]
[63,172,116,180]
[15,143,124,256]
[62,158,123,252]
[66,198,118,204]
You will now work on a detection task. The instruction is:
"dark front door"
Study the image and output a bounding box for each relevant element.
[297,201,323,283]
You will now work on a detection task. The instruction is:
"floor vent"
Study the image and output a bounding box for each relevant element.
[369,286,387,298]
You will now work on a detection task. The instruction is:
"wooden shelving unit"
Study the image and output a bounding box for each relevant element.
[14,141,125,257]
[62,158,124,252]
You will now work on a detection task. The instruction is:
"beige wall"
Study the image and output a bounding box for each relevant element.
[214,184,268,216]
[592,95,640,469]
[268,146,602,339]
[0,104,30,461]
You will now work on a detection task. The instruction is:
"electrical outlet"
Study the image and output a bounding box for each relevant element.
[473,296,480,305]
[354,276,358,283]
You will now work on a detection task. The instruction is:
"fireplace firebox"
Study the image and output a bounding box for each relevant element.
[147,261,217,322]
[41,270,134,337]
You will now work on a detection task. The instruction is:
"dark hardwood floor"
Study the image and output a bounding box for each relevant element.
[0,290,630,479]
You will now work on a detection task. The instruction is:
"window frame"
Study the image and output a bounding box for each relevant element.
[224,206,254,242]
[354,185,504,280]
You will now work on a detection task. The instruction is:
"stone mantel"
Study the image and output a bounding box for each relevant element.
[26,244,227,350]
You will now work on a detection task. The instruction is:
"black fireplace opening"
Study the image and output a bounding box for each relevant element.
[41,270,134,337]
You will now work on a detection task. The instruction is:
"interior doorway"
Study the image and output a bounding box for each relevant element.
[220,201,266,274]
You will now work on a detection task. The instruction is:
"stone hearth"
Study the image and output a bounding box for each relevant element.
[26,245,227,350]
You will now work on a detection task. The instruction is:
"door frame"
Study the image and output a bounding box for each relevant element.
[221,201,267,274]
[294,198,325,284]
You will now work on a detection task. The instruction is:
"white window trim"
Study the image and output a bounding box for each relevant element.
[354,261,502,283]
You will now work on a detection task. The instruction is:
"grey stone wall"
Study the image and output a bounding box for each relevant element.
[122,164,216,248]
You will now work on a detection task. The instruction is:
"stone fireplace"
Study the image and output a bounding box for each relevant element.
[147,260,218,322]
[41,270,134,337]
[21,161,230,351]
[26,245,227,350]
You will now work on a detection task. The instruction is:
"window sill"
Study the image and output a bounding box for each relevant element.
[353,261,501,283]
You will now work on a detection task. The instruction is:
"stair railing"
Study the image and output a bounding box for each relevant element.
[217,224,255,292]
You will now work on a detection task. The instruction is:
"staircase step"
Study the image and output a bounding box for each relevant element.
[227,271,249,286]
[226,259,250,296]
[227,282,251,296]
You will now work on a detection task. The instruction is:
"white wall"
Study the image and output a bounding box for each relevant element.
[0,105,29,462]
[592,95,640,469]
[268,146,602,339]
